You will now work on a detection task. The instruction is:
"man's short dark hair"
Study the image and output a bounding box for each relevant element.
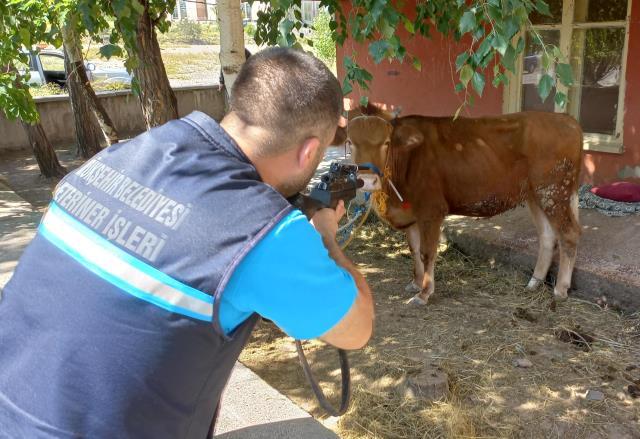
[230,47,343,156]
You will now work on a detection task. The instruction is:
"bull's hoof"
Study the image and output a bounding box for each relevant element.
[553,288,568,301]
[404,281,422,294]
[406,295,428,306]
[526,277,542,290]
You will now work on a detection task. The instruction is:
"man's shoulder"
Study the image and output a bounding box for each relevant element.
[252,209,319,257]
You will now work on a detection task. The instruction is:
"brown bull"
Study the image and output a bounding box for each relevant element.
[343,107,582,305]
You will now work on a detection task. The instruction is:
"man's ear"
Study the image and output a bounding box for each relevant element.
[392,124,424,151]
[298,137,322,169]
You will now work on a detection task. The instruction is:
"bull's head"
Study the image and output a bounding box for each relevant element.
[347,107,424,228]
[330,103,402,148]
[346,105,423,192]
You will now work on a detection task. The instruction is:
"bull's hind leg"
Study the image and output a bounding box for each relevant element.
[404,223,424,294]
[551,193,580,300]
[532,185,580,300]
[406,218,443,306]
[526,196,556,290]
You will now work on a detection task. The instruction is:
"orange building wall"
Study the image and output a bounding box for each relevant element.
[336,0,640,184]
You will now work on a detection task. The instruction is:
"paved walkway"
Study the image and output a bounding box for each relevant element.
[0,180,41,289]
[0,179,337,438]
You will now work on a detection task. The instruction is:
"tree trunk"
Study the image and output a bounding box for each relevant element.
[64,46,103,158]
[133,4,178,128]
[21,122,67,178]
[8,62,67,178]
[62,18,119,149]
[217,0,246,98]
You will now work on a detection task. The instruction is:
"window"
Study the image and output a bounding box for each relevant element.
[39,53,65,73]
[241,2,252,21]
[301,1,320,23]
[173,1,187,20]
[505,0,632,153]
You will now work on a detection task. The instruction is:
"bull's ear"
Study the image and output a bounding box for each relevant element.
[359,103,395,121]
[392,124,424,151]
[359,102,378,115]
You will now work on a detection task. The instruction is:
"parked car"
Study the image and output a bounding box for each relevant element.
[22,49,132,89]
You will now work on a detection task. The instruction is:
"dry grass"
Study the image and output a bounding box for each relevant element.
[240,221,640,438]
[161,51,218,82]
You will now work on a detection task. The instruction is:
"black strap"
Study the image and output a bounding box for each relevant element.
[295,340,351,417]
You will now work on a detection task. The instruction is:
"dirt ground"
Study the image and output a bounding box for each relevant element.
[240,222,640,438]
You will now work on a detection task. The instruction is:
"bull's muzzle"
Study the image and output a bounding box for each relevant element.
[359,173,382,191]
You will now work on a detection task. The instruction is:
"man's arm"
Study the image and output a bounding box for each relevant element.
[311,202,374,350]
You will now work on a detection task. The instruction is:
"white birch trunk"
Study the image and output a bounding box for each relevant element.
[216,0,246,97]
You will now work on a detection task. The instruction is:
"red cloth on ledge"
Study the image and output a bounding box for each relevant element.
[590,181,640,203]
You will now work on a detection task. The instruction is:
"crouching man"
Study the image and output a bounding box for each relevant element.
[0,48,374,438]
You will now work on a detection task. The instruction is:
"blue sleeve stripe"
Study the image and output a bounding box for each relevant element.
[47,202,213,303]
[39,203,213,322]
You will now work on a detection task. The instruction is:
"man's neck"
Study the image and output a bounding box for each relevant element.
[220,112,290,192]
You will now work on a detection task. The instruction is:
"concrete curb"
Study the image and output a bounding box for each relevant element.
[216,363,339,438]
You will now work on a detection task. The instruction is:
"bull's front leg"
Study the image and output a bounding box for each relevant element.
[406,217,444,306]
[404,223,424,294]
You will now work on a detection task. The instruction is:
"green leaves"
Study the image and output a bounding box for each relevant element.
[369,40,390,64]
[402,17,415,34]
[490,33,508,56]
[554,91,567,107]
[557,63,574,87]
[412,56,422,71]
[277,18,295,47]
[343,55,373,96]
[99,43,123,59]
[18,28,31,46]
[459,10,476,34]
[535,0,551,16]
[460,64,473,86]
[472,71,485,96]
[538,74,554,101]
[502,44,517,72]
[0,0,59,122]
[456,52,470,70]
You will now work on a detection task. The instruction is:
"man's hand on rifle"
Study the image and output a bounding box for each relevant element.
[311,200,346,240]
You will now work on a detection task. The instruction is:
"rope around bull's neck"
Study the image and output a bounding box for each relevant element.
[372,143,404,216]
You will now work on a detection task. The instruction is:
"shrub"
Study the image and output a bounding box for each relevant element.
[310,10,336,68]
[29,82,65,97]
[158,20,220,46]
[244,23,256,39]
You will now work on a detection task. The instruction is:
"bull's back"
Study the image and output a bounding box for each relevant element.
[405,112,582,217]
